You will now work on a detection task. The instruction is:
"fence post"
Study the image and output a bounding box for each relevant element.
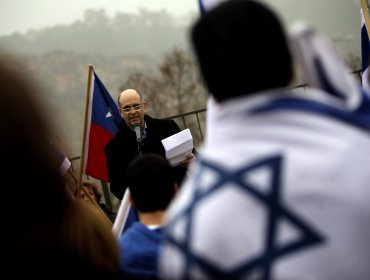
[100,180,113,210]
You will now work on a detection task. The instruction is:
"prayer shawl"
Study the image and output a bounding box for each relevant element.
[158,86,370,280]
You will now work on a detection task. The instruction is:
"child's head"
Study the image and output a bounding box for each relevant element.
[126,153,176,213]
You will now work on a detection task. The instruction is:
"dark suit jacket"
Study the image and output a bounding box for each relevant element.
[105,114,187,200]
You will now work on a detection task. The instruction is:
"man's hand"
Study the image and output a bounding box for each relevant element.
[179,153,196,167]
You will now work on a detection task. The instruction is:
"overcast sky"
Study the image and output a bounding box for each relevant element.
[0,0,361,35]
[0,0,362,58]
[0,0,198,36]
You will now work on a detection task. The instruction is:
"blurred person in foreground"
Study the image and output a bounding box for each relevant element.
[0,59,125,279]
[158,0,370,279]
[118,153,178,279]
[105,88,196,201]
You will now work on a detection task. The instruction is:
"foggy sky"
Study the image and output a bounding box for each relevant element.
[0,0,362,57]
[0,0,198,35]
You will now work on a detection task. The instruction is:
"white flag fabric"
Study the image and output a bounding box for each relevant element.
[159,88,370,280]
[49,142,71,175]
[158,23,370,280]
[112,188,131,239]
[290,21,362,110]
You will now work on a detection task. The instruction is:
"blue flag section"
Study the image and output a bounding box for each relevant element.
[91,71,121,135]
[361,8,370,92]
[84,69,121,182]
[198,0,206,15]
[198,0,223,15]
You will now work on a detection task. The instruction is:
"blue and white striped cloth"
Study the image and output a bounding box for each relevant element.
[158,21,370,280]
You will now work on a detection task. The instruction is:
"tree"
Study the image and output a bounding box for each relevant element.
[121,48,206,117]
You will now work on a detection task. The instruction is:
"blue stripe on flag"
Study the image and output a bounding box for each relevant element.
[361,9,370,92]
[250,96,370,130]
[361,14,369,74]
[91,71,121,134]
[198,0,206,15]
[198,0,224,15]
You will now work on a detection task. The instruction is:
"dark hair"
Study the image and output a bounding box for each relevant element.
[191,0,293,102]
[0,59,122,279]
[126,153,175,212]
[0,60,69,221]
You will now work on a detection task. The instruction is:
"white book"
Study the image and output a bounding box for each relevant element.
[161,128,193,166]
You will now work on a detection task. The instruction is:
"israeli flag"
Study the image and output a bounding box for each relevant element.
[158,22,370,280]
[291,21,362,110]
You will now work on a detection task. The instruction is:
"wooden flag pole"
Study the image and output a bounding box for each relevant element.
[76,64,113,226]
[361,0,370,38]
[78,64,94,195]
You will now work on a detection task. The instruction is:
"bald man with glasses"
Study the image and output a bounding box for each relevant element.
[105,88,196,200]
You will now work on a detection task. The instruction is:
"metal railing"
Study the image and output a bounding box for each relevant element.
[165,68,362,147]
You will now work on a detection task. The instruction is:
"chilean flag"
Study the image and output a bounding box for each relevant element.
[83,66,121,181]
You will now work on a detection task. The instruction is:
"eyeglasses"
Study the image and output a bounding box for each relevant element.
[120,104,143,113]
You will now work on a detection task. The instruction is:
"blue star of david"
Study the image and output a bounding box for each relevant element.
[164,154,325,280]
